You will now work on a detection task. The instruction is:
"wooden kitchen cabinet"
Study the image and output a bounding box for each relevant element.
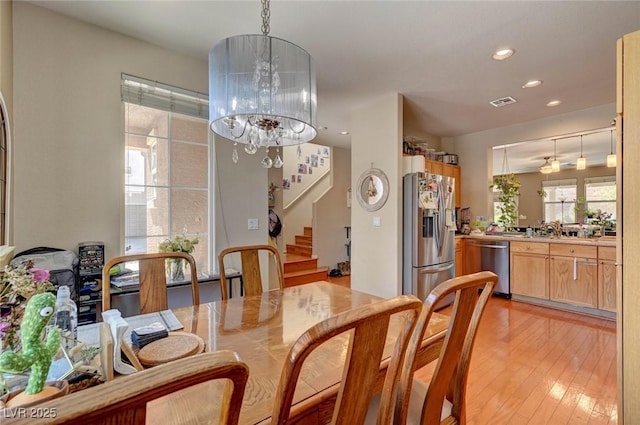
[598,246,617,312]
[510,241,549,299]
[455,238,464,276]
[452,165,461,208]
[426,159,443,175]
[549,244,598,308]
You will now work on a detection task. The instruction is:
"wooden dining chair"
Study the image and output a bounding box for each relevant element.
[218,244,284,300]
[5,350,249,425]
[101,252,199,314]
[270,295,424,425]
[365,271,498,425]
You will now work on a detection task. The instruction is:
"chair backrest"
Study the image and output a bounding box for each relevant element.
[270,295,423,425]
[394,271,498,425]
[218,244,284,300]
[8,350,249,425]
[102,252,199,314]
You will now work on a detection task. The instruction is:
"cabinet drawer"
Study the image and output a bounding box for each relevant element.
[550,244,597,259]
[598,246,616,261]
[510,241,549,255]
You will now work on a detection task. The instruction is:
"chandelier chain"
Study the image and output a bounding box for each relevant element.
[261,0,271,36]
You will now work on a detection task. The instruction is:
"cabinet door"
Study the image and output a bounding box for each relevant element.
[510,252,549,299]
[452,165,461,208]
[550,256,598,308]
[598,259,617,312]
[427,160,443,175]
[455,239,464,277]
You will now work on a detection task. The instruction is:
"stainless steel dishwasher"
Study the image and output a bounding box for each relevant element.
[466,239,510,298]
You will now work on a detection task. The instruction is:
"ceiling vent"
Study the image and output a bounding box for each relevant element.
[489,96,518,107]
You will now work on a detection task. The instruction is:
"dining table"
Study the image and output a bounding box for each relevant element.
[121,281,449,424]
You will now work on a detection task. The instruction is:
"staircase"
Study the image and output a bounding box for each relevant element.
[284,227,328,287]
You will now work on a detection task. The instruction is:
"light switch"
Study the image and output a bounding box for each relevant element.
[248,218,259,230]
[373,216,381,227]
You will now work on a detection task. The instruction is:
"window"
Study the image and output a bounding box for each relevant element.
[542,179,577,224]
[585,176,617,220]
[122,75,211,272]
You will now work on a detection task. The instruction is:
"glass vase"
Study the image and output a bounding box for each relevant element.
[167,258,185,282]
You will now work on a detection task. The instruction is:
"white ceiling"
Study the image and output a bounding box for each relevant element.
[26,0,640,166]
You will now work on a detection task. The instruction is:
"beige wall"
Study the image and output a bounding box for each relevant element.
[0,0,13,245]
[13,3,267,268]
[0,0,12,113]
[351,93,402,298]
[443,103,616,222]
[314,146,351,270]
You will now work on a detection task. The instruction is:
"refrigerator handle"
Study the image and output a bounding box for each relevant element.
[417,263,455,274]
[436,178,446,257]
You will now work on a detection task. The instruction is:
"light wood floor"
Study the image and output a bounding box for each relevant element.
[326,277,618,424]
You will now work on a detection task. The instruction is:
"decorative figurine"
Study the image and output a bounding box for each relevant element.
[0,292,65,407]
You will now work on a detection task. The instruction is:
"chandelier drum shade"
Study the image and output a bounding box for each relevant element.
[209,35,317,145]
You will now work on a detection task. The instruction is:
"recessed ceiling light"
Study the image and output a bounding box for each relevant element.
[339,131,350,135]
[546,100,562,107]
[492,48,515,61]
[522,80,542,89]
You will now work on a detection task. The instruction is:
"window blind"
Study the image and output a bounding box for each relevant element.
[584,176,616,185]
[121,74,209,120]
[542,178,577,188]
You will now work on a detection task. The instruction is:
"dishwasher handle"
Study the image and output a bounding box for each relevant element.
[467,243,508,249]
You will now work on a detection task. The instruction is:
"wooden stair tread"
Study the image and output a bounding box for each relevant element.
[284,267,329,278]
[284,256,317,264]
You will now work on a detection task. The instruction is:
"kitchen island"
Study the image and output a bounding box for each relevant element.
[457,234,616,319]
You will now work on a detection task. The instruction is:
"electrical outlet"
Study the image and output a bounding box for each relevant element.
[248,218,259,230]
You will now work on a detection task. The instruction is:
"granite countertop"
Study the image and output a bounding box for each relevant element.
[457,233,617,247]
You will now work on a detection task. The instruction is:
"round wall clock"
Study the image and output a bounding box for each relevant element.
[355,168,389,212]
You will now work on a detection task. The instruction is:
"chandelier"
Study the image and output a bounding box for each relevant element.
[209,0,318,168]
[539,156,553,174]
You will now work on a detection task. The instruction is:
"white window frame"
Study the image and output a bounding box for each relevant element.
[542,179,577,224]
[122,74,212,272]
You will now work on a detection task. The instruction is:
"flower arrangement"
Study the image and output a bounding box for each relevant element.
[0,261,54,351]
[590,209,615,229]
[159,233,199,281]
[158,234,199,254]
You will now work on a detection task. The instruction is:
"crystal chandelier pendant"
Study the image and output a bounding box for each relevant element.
[297,145,302,159]
[245,141,258,155]
[273,148,283,168]
[232,142,239,164]
[261,147,273,168]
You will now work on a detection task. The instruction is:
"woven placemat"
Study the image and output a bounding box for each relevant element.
[136,332,205,367]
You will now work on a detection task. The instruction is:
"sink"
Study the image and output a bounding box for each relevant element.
[484,232,524,238]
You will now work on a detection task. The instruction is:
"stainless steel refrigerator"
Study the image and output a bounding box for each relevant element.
[403,172,456,303]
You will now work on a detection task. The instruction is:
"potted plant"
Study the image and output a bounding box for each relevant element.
[490,174,521,231]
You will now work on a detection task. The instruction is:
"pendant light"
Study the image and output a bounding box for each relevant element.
[208,0,317,168]
[607,129,617,167]
[576,135,586,170]
[551,139,560,172]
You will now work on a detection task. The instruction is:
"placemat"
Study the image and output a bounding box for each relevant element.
[135,332,205,367]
